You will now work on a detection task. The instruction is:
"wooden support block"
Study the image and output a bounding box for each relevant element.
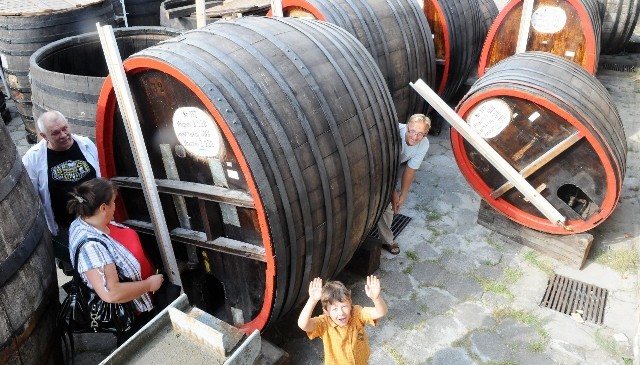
[476,200,593,269]
[345,235,382,276]
[169,306,245,356]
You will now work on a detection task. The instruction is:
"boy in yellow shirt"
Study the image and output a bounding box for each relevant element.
[298,275,388,365]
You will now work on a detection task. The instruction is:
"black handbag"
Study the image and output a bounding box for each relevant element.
[57,238,136,333]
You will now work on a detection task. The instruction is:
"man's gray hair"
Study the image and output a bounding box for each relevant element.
[37,110,67,133]
[407,113,431,130]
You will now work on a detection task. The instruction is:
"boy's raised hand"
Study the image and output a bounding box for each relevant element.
[309,277,323,302]
[365,275,381,300]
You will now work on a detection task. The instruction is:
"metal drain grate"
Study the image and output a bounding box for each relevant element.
[540,274,608,324]
[368,214,413,239]
[600,62,636,72]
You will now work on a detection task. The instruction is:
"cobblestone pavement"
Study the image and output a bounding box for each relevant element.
[4,45,640,365]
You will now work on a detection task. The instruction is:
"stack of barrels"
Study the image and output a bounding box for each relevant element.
[450,0,633,236]
[0,0,116,142]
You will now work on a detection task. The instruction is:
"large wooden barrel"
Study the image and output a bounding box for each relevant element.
[0,119,59,363]
[454,52,626,234]
[95,17,399,331]
[423,0,484,102]
[160,0,271,30]
[478,0,602,76]
[599,0,640,54]
[0,0,115,143]
[478,0,499,45]
[271,0,436,124]
[124,0,164,26]
[30,27,181,140]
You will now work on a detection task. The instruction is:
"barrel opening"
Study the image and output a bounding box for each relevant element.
[36,32,175,77]
[557,183,598,219]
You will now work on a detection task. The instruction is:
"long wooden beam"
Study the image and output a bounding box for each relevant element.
[98,24,182,285]
[491,131,583,198]
[410,79,569,229]
[110,176,255,208]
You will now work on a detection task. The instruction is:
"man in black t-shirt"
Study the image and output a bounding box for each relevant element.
[23,111,100,270]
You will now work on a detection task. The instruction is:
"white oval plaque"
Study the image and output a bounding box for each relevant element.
[531,6,567,34]
[467,98,512,139]
[173,107,223,158]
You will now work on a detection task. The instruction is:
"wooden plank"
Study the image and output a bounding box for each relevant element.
[111,176,254,208]
[491,132,583,198]
[410,79,568,229]
[98,23,182,286]
[125,219,267,262]
[515,0,535,53]
[477,200,593,269]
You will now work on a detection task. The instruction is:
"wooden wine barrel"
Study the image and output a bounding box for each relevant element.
[0,120,59,363]
[478,0,601,76]
[30,27,181,140]
[125,0,164,26]
[479,0,499,44]
[423,0,484,102]
[270,0,436,124]
[454,52,626,235]
[599,0,640,54]
[0,0,115,143]
[160,0,270,30]
[95,16,399,331]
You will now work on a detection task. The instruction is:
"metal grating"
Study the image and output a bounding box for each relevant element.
[600,62,636,72]
[540,274,608,325]
[368,214,413,240]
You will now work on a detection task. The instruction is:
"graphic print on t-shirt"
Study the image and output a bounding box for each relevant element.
[50,160,92,182]
[47,141,96,228]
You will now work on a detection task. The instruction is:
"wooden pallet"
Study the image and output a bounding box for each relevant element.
[476,200,593,269]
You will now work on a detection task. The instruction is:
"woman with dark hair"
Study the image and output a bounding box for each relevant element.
[67,177,164,343]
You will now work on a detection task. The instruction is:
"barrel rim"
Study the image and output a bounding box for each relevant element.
[95,58,276,333]
[477,0,599,77]
[30,26,182,81]
[453,88,620,234]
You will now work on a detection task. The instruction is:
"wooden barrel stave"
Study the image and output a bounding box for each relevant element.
[424,0,483,101]
[455,52,626,234]
[479,0,601,76]
[599,0,640,54]
[96,17,398,331]
[277,0,436,124]
[0,121,58,363]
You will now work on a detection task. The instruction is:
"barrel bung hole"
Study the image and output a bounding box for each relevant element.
[557,184,596,219]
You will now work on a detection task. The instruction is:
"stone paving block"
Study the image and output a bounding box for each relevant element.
[441,273,484,302]
[427,347,476,365]
[378,270,414,299]
[469,330,512,363]
[440,252,479,275]
[495,318,539,345]
[398,315,467,362]
[411,261,447,287]
[386,298,430,329]
[452,302,496,331]
[414,286,458,316]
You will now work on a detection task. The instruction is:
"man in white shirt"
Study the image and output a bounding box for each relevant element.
[378,114,431,254]
[22,111,100,270]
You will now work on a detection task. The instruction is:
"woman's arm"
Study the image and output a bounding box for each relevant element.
[85,264,163,304]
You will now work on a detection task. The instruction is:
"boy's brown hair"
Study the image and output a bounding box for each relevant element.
[320,281,352,311]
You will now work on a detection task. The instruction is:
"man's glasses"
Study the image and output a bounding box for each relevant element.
[407,129,426,138]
